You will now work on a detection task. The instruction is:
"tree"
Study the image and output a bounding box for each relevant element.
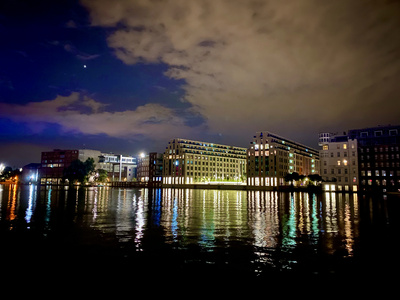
[63,158,96,185]
[308,174,323,185]
[95,169,108,182]
[284,172,300,185]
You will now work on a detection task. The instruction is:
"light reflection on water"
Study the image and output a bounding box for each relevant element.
[0,184,393,276]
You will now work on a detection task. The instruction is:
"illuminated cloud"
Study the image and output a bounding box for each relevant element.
[0,92,198,140]
[82,0,400,145]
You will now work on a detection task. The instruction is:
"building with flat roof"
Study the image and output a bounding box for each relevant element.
[137,152,163,186]
[247,131,320,188]
[319,133,359,192]
[98,153,137,182]
[163,138,247,185]
[348,125,400,193]
[40,149,79,184]
[40,149,137,184]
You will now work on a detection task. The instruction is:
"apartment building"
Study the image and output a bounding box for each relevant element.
[247,131,320,188]
[318,133,359,192]
[348,125,400,193]
[163,138,247,185]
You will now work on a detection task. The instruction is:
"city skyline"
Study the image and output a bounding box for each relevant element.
[1,0,400,167]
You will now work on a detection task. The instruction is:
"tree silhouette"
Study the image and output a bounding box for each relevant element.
[63,158,95,185]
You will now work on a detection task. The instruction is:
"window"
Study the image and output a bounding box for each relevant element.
[323,145,328,150]
[374,131,383,137]
[343,144,347,149]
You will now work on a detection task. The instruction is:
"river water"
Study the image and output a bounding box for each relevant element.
[1,184,398,282]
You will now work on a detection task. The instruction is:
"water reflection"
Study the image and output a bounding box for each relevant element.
[0,184,395,276]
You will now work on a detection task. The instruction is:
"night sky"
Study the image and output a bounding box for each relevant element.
[1,0,400,167]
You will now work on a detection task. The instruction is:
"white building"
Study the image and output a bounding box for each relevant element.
[319,133,359,192]
[98,153,137,182]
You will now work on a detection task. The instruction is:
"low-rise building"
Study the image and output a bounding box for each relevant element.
[40,149,79,184]
[40,149,137,184]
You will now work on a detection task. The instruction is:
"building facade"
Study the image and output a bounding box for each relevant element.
[138,152,163,186]
[149,152,163,186]
[348,125,400,193]
[98,154,137,182]
[40,149,79,184]
[247,131,320,188]
[163,138,247,185]
[40,149,137,184]
[319,133,359,192]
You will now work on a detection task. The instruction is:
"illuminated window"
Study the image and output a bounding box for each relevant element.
[343,144,347,149]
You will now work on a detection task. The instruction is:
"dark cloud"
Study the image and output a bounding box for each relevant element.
[81,0,400,146]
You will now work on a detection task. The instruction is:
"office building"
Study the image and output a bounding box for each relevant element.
[40,149,79,184]
[163,138,247,185]
[348,125,400,192]
[137,152,163,186]
[40,149,137,184]
[319,133,359,192]
[98,153,137,182]
[247,131,320,187]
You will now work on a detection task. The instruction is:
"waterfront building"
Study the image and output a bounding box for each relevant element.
[247,131,320,188]
[137,152,163,186]
[163,138,247,185]
[98,153,137,182]
[40,149,79,184]
[40,149,137,184]
[318,133,359,192]
[348,125,400,193]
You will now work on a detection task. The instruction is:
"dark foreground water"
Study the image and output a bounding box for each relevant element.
[1,184,399,284]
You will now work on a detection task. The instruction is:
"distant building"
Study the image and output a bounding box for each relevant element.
[319,133,359,192]
[319,125,400,193]
[247,131,320,188]
[149,152,163,186]
[348,125,400,193]
[137,152,163,186]
[98,153,137,182]
[163,138,247,185]
[39,149,137,184]
[40,149,79,184]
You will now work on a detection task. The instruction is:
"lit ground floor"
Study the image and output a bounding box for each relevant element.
[323,183,358,192]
